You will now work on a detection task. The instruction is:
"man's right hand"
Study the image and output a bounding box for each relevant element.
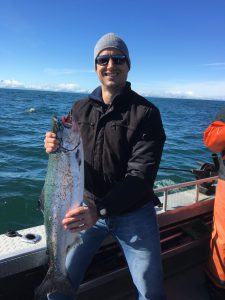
[44,132,59,153]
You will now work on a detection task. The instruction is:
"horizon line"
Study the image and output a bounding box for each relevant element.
[1,86,225,102]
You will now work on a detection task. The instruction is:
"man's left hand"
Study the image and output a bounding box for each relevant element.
[62,206,99,232]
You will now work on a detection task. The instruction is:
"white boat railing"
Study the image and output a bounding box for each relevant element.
[154,176,218,211]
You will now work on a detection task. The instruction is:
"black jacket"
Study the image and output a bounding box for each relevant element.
[72,82,166,215]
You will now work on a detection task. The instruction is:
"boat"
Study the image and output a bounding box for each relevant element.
[0,162,221,300]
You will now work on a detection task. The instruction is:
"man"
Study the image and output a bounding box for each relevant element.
[45,33,167,300]
[204,109,225,299]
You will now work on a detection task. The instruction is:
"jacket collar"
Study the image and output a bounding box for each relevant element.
[89,82,131,104]
[89,86,103,102]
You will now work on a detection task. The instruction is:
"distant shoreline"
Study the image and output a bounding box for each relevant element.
[0,87,224,102]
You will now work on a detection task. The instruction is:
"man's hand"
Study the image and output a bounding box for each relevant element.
[62,206,99,232]
[44,132,59,153]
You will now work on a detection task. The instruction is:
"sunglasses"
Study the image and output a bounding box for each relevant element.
[95,55,127,66]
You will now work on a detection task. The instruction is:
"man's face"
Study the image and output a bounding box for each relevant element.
[95,48,129,91]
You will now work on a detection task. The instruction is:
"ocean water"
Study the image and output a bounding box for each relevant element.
[0,88,224,234]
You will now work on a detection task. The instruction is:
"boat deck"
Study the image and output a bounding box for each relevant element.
[77,263,211,300]
[0,177,217,299]
[165,263,210,300]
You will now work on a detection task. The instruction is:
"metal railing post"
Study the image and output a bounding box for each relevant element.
[154,176,218,209]
[163,190,168,211]
[195,184,200,202]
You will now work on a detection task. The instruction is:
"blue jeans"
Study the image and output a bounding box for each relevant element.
[47,202,167,300]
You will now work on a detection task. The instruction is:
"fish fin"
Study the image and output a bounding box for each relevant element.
[34,267,75,300]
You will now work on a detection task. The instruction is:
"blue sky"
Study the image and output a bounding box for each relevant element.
[0,0,225,99]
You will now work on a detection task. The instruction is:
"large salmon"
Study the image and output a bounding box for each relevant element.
[35,114,84,299]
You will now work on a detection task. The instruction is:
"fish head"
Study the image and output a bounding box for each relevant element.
[51,114,81,153]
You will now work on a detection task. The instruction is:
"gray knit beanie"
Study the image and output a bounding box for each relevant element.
[94,33,131,68]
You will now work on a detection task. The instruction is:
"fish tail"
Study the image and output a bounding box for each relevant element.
[34,267,75,300]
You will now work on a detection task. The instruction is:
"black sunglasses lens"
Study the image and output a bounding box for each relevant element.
[112,55,126,65]
[96,55,126,66]
[96,56,109,65]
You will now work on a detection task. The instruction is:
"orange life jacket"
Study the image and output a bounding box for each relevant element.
[204,119,225,289]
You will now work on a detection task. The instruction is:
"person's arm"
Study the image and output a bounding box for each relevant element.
[99,106,166,215]
[204,109,225,152]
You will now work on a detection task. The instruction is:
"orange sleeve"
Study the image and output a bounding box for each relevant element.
[204,121,225,152]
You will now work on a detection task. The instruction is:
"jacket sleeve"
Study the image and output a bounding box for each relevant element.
[204,109,225,152]
[101,106,166,215]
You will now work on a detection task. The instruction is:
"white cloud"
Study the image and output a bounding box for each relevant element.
[0,79,24,88]
[165,90,194,98]
[1,78,225,100]
[203,62,225,67]
[135,80,225,100]
[27,82,88,93]
[0,79,89,93]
